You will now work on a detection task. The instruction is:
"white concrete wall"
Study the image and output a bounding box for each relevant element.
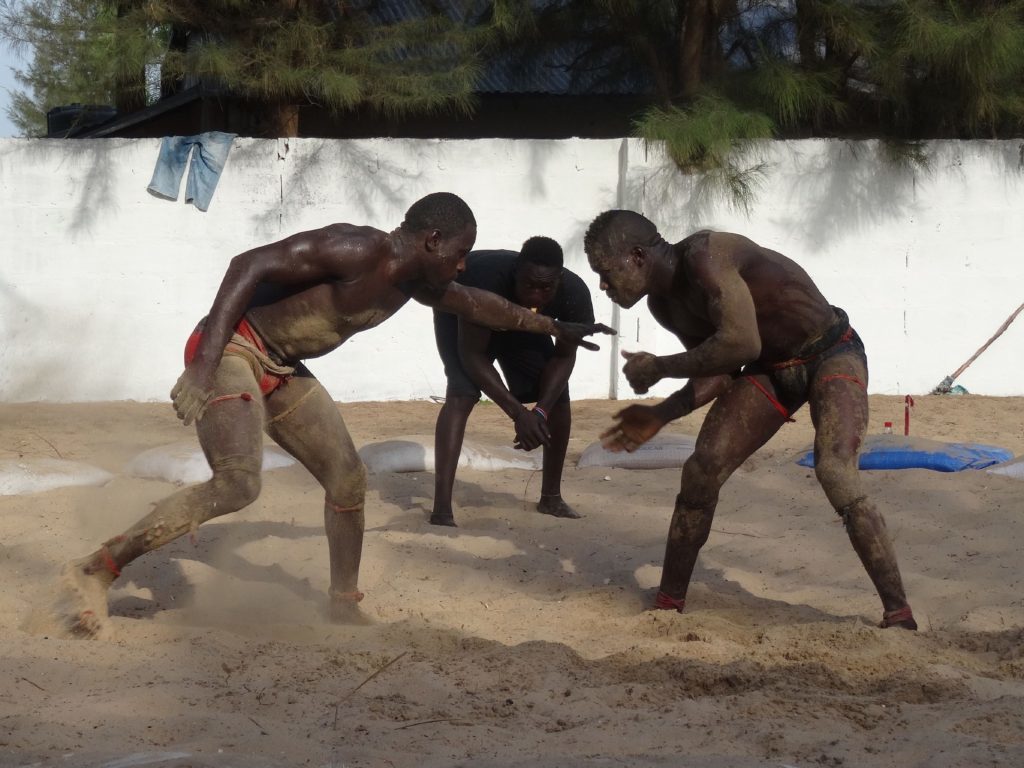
[0,136,1021,403]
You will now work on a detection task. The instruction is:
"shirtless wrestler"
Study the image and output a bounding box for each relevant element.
[56,193,612,637]
[584,210,916,630]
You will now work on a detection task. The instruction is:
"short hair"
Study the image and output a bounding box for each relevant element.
[518,236,563,269]
[583,209,660,259]
[401,192,476,237]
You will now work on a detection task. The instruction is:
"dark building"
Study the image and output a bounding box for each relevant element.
[60,3,651,140]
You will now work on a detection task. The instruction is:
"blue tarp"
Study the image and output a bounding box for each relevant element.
[796,436,1013,472]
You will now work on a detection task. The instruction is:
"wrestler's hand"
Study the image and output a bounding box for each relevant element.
[170,367,214,426]
[512,408,550,451]
[621,350,664,394]
[552,320,616,352]
[600,404,666,453]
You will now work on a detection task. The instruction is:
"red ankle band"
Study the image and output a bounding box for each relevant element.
[881,605,914,627]
[654,591,686,612]
[331,590,364,603]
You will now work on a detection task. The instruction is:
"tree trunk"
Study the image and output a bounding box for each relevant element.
[679,0,710,99]
[114,1,146,114]
[795,0,818,67]
[267,102,300,137]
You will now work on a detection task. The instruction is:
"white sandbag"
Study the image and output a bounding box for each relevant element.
[358,434,542,474]
[576,433,697,470]
[0,458,114,496]
[987,456,1024,480]
[124,440,296,485]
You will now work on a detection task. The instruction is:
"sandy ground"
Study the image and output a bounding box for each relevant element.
[1,394,1023,768]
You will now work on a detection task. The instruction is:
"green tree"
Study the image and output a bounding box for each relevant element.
[0,1,137,136]
[0,0,494,137]
[501,0,1024,176]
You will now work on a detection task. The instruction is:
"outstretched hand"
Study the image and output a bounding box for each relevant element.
[600,404,666,453]
[621,349,664,394]
[170,366,214,426]
[552,320,617,351]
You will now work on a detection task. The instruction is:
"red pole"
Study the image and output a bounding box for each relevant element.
[904,395,915,436]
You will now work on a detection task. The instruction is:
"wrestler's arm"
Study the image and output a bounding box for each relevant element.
[651,374,734,422]
[415,283,614,351]
[457,321,519,419]
[621,247,760,394]
[603,336,735,453]
[534,340,577,416]
[458,321,550,449]
[172,227,359,423]
[535,274,591,414]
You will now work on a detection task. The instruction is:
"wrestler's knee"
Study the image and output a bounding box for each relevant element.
[207,458,262,513]
[836,495,887,534]
[669,494,714,548]
[678,454,722,511]
[814,455,862,511]
[324,461,367,507]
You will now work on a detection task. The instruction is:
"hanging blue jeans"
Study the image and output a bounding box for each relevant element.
[147,131,237,212]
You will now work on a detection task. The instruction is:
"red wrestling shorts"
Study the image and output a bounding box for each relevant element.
[184,318,289,396]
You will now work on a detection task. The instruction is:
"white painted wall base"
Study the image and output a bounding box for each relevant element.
[1,137,1021,402]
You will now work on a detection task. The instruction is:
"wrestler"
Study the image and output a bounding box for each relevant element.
[584,210,916,630]
[56,193,613,637]
[431,237,595,526]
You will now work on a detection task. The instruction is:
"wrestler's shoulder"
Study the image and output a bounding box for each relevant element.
[316,222,387,242]
[685,231,765,267]
[295,224,388,257]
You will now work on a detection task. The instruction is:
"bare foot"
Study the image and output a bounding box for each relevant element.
[880,606,918,631]
[429,510,457,527]
[54,557,115,639]
[537,495,581,519]
[327,593,375,625]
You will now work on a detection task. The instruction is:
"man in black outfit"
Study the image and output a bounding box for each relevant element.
[431,236,596,527]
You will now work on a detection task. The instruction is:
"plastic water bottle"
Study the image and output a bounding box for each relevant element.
[883,421,893,435]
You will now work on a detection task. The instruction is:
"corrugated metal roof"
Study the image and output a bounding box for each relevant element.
[476,46,650,95]
[364,0,651,95]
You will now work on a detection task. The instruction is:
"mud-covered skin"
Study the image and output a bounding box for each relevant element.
[60,214,613,638]
[588,221,914,628]
[68,357,373,634]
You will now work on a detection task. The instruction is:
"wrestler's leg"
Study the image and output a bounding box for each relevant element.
[59,356,265,637]
[263,373,370,624]
[496,341,578,519]
[809,352,916,630]
[431,394,477,527]
[657,376,788,611]
[537,396,579,519]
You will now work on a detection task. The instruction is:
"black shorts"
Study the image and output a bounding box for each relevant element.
[742,306,867,416]
[433,311,570,404]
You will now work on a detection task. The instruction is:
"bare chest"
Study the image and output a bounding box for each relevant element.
[251,280,410,360]
[649,292,715,345]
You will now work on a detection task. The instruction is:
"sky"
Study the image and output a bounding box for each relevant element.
[0,45,25,137]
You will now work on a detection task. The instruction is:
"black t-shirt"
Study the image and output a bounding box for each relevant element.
[454,249,595,325]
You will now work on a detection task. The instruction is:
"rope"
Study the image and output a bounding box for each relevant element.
[818,373,865,389]
[265,385,317,425]
[746,376,795,422]
[98,546,121,578]
[208,392,254,406]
